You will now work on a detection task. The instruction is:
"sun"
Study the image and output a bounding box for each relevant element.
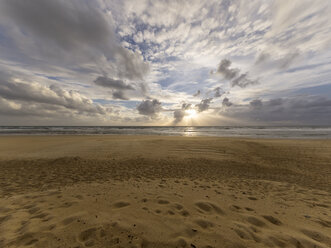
[185,109,197,118]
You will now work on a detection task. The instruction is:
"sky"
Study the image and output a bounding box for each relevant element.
[0,0,330,126]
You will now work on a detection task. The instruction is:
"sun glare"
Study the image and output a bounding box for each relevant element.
[185,109,197,118]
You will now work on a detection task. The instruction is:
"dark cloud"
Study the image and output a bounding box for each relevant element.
[196,98,213,112]
[222,97,232,107]
[1,0,112,51]
[137,99,162,116]
[112,91,128,100]
[255,52,300,69]
[267,98,283,106]
[193,90,201,97]
[173,103,192,124]
[216,59,258,88]
[250,99,263,108]
[94,76,135,100]
[214,87,224,98]
[220,96,331,125]
[0,0,149,80]
[173,109,185,124]
[94,76,134,90]
[231,73,258,88]
[216,59,239,79]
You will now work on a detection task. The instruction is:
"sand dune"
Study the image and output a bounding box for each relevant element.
[0,136,330,248]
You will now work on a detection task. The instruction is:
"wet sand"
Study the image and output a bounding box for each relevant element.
[0,135,330,248]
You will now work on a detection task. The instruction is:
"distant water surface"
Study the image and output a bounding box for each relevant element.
[0,126,331,139]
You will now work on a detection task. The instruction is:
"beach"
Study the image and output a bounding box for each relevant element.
[0,135,330,248]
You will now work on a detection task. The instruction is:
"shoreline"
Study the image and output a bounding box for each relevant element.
[0,134,330,140]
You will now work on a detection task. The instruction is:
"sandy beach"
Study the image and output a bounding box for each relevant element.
[0,135,330,248]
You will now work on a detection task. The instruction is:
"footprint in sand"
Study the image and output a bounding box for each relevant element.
[230,205,241,211]
[262,215,282,226]
[48,224,56,230]
[157,199,170,205]
[245,216,266,227]
[78,227,98,246]
[60,201,78,208]
[61,216,78,226]
[27,207,40,214]
[194,219,214,229]
[31,212,49,220]
[113,201,130,208]
[173,203,183,210]
[301,229,331,244]
[0,214,11,224]
[195,201,224,215]
[12,232,39,246]
[314,218,331,228]
[233,225,261,243]
[180,210,190,217]
[167,210,175,215]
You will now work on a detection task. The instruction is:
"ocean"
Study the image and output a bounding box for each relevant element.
[0,126,331,139]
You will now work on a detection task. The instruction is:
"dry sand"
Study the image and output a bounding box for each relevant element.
[0,135,330,248]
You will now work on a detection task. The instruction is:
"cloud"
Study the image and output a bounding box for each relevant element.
[193,90,201,97]
[137,99,162,116]
[214,87,224,98]
[196,98,213,112]
[0,74,108,115]
[94,76,134,90]
[94,76,136,100]
[215,59,258,88]
[173,103,192,124]
[216,59,239,80]
[255,52,300,69]
[231,74,258,88]
[222,97,232,107]
[250,99,263,108]
[112,91,129,100]
[0,0,149,80]
[220,96,331,125]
